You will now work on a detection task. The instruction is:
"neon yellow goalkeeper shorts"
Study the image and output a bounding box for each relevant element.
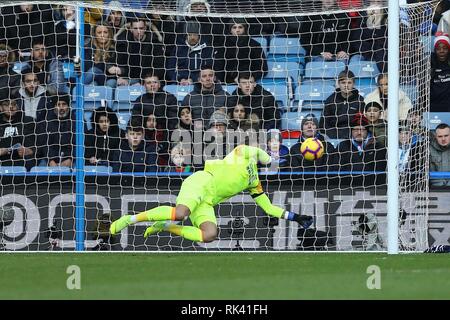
[176,171,217,227]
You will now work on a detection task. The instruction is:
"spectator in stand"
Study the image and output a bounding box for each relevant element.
[84,2,104,37]
[18,69,48,122]
[299,0,351,61]
[167,21,215,85]
[44,94,75,168]
[398,121,425,174]
[364,102,387,148]
[203,110,230,161]
[227,100,260,132]
[170,105,195,149]
[149,5,177,61]
[181,66,230,128]
[142,110,169,166]
[430,123,450,186]
[406,108,427,144]
[0,93,36,170]
[84,23,124,88]
[320,70,365,139]
[116,18,166,86]
[364,73,412,120]
[232,72,281,130]
[54,5,78,60]
[215,18,268,84]
[266,129,289,168]
[337,113,387,172]
[164,142,193,173]
[103,1,127,41]
[430,33,450,112]
[0,44,21,96]
[132,73,179,130]
[111,117,157,173]
[21,37,68,96]
[287,113,336,171]
[85,106,122,167]
[0,4,54,53]
[350,0,388,73]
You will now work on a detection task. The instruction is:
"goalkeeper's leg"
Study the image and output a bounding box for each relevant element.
[109,205,191,235]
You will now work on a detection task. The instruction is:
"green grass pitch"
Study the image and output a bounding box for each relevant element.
[0,253,449,300]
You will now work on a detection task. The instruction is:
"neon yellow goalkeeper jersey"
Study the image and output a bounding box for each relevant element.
[203,145,272,206]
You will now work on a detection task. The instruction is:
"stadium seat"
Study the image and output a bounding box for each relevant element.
[0,166,27,174]
[118,111,132,130]
[261,82,290,109]
[223,84,238,95]
[13,62,27,74]
[283,138,298,149]
[268,37,306,58]
[30,166,72,174]
[281,111,322,130]
[83,166,113,174]
[420,35,435,54]
[62,61,76,80]
[423,112,450,130]
[72,85,114,110]
[266,61,301,83]
[252,36,269,56]
[164,84,194,102]
[355,84,376,98]
[348,60,380,79]
[292,83,334,111]
[113,85,146,111]
[304,61,346,79]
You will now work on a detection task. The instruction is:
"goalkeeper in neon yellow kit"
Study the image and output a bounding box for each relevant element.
[110,145,313,243]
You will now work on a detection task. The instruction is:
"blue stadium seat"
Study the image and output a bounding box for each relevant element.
[266,60,301,83]
[268,37,306,57]
[118,111,132,130]
[83,166,113,174]
[304,61,346,79]
[295,84,335,103]
[223,84,238,95]
[281,111,322,130]
[261,82,290,109]
[348,60,380,79]
[420,35,435,54]
[355,84,376,98]
[62,61,75,79]
[72,85,114,110]
[113,85,146,111]
[283,138,298,149]
[30,166,72,174]
[164,84,194,102]
[0,166,27,174]
[252,36,269,56]
[13,62,27,74]
[423,112,450,130]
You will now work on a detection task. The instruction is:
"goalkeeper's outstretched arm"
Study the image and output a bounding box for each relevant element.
[250,188,313,228]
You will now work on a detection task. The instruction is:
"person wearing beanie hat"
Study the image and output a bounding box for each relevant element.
[287,113,337,171]
[431,31,450,112]
[208,110,228,133]
[336,112,387,172]
[0,90,36,170]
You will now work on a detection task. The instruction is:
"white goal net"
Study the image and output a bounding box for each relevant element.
[0,0,438,251]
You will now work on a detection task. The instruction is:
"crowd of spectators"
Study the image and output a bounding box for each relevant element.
[0,0,448,181]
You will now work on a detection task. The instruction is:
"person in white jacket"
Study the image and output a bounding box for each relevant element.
[364,73,412,121]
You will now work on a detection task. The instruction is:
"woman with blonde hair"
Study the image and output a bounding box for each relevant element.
[83,23,124,87]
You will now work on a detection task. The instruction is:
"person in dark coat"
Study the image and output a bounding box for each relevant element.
[320,70,365,139]
[0,93,36,170]
[430,32,450,112]
[214,18,268,84]
[336,113,387,173]
[0,44,21,97]
[231,72,281,130]
[84,106,122,167]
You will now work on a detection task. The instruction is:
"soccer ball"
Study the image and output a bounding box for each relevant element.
[300,138,324,161]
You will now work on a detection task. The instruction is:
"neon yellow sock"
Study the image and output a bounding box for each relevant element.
[166,224,203,242]
[134,206,176,222]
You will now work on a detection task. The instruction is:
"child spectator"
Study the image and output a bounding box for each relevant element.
[85,107,122,167]
[112,118,157,173]
[364,102,387,147]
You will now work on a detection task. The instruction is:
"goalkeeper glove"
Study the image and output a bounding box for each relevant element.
[285,211,313,229]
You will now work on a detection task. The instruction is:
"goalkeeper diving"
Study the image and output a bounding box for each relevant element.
[110,145,313,243]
